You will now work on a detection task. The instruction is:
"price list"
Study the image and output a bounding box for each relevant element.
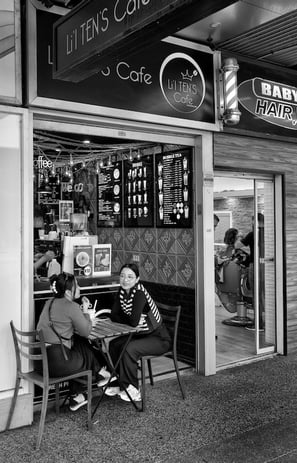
[156,149,192,228]
[97,162,122,227]
[124,156,154,227]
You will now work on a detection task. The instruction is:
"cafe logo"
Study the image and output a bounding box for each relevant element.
[238,77,297,130]
[159,52,205,113]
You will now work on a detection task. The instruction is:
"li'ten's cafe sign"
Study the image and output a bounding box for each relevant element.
[53,0,200,82]
[238,77,297,131]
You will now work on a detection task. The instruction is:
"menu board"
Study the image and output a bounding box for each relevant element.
[156,149,192,228]
[123,156,154,227]
[97,162,122,227]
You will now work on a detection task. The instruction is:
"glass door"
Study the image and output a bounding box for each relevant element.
[214,172,279,368]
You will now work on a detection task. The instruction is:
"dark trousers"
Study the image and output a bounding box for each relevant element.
[39,335,104,394]
[109,325,171,390]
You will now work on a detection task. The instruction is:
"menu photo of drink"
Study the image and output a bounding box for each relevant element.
[97,161,122,227]
[156,149,192,228]
[123,156,154,227]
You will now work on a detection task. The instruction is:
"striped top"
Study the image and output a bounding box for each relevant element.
[111,283,162,333]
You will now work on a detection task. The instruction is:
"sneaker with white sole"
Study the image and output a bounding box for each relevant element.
[104,386,120,396]
[69,393,88,411]
[118,384,141,402]
[97,367,112,387]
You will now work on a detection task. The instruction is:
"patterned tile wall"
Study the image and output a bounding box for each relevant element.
[98,226,195,288]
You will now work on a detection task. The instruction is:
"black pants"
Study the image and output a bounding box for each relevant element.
[38,335,105,394]
[109,325,171,390]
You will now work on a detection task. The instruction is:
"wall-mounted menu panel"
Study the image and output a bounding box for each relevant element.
[124,157,154,228]
[97,162,122,227]
[156,149,192,228]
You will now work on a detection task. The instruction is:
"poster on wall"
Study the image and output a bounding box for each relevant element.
[123,156,154,227]
[97,161,122,227]
[156,149,192,228]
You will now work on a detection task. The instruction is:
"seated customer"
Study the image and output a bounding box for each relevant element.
[100,263,171,402]
[37,272,107,411]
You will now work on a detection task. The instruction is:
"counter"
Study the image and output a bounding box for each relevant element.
[34,274,120,325]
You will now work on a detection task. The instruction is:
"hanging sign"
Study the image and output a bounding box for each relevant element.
[35,10,216,129]
[156,148,192,228]
[227,56,297,139]
[238,77,297,131]
[97,162,122,227]
[53,0,235,82]
[123,156,154,228]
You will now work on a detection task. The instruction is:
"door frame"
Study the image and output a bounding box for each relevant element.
[213,170,284,368]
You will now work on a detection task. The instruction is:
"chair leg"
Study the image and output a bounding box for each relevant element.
[55,384,60,415]
[173,355,186,399]
[147,359,154,386]
[5,376,21,431]
[141,358,146,412]
[87,372,92,430]
[36,386,49,450]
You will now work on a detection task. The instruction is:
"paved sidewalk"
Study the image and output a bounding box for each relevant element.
[2,353,297,462]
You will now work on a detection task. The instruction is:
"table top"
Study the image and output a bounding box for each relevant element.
[89,318,138,340]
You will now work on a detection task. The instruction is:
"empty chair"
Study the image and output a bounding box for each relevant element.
[139,302,185,411]
[5,321,92,450]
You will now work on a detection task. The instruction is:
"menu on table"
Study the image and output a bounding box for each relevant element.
[97,162,122,227]
[155,149,192,228]
[123,156,154,227]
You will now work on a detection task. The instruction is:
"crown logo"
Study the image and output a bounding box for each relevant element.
[181,69,193,81]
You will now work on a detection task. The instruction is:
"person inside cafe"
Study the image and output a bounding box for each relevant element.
[98,263,171,402]
[36,272,108,411]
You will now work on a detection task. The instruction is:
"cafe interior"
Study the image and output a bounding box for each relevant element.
[33,128,193,395]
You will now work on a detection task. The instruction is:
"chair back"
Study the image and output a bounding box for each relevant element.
[155,302,182,352]
[10,321,49,384]
[94,308,112,319]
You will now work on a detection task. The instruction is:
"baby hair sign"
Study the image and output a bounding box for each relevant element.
[93,244,112,277]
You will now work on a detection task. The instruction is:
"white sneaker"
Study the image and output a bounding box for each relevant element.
[104,386,120,396]
[118,384,141,402]
[69,393,88,411]
[97,367,112,387]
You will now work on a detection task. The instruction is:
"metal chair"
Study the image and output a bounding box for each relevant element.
[5,321,92,450]
[139,302,186,411]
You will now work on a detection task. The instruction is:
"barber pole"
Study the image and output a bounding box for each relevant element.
[222,57,241,125]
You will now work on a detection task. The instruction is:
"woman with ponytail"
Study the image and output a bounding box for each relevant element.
[37,272,106,411]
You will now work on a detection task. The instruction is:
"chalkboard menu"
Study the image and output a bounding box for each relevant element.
[155,149,192,228]
[97,162,122,227]
[123,156,154,227]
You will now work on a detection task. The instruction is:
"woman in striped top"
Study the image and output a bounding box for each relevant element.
[105,263,171,402]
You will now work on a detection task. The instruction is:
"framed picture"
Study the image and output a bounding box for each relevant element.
[93,244,112,277]
[59,200,74,223]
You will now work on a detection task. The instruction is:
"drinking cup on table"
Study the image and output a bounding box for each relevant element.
[81,296,92,312]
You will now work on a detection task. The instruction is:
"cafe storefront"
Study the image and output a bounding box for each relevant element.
[0,1,220,430]
[1,0,295,432]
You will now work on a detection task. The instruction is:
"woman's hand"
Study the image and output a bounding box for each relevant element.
[137,314,147,328]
